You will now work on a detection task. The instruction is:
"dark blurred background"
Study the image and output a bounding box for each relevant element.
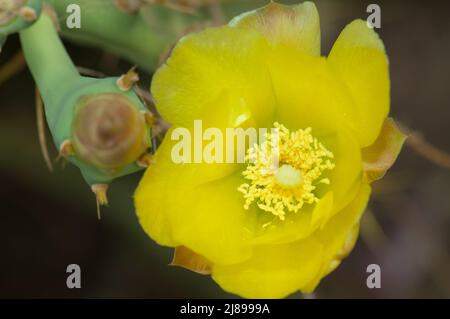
[0,0,449,298]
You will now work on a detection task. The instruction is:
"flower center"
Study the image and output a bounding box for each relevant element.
[274,164,303,189]
[238,123,335,221]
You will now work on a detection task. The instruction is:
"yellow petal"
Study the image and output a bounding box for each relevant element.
[322,222,360,277]
[266,46,363,217]
[303,182,371,292]
[171,246,212,275]
[362,118,407,182]
[311,192,334,230]
[243,120,362,246]
[136,126,258,264]
[230,1,320,56]
[328,19,390,147]
[212,237,324,299]
[134,127,238,248]
[269,47,360,135]
[321,126,363,214]
[212,183,371,298]
[246,189,334,246]
[168,171,254,264]
[151,26,275,129]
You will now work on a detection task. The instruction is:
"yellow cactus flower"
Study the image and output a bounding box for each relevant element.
[135,1,406,298]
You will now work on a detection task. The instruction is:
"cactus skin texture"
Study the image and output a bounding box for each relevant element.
[20,12,152,187]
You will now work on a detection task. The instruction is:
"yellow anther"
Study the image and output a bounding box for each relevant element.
[238,123,335,221]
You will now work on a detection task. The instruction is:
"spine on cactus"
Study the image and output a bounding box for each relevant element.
[19,7,154,212]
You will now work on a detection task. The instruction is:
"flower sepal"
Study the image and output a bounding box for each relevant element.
[362,118,407,183]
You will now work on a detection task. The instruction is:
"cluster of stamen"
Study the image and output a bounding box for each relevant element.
[238,123,335,220]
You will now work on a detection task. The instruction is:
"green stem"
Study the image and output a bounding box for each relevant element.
[0,0,42,35]
[46,0,201,71]
[19,12,151,186]
[44,0,284,72]
[20,12,80,100]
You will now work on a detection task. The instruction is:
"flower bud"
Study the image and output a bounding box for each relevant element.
[72,93,149,170]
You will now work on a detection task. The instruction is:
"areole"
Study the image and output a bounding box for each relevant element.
[0,0,26,25]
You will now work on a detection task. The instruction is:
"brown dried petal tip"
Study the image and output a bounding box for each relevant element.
[171,246,212,275]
